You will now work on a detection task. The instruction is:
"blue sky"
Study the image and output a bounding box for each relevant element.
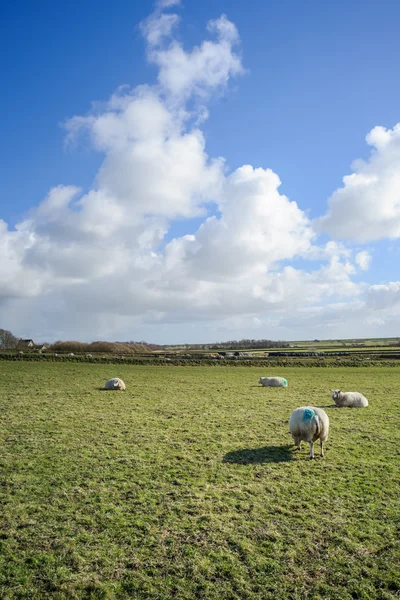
[1,0,400,343]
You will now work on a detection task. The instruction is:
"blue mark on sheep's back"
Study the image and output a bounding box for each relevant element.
[303,408,315,420]
[283,379,288,387]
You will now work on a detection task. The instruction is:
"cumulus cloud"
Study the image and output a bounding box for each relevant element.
[142,6,244,103]
[0,3,398,342]
[140,11,180,49]
[1,6,243,310]
[355,250,371,271]
[366,281,400,309]
[0,219,43,301]
[315,123,400,242]
[164,166,314,282]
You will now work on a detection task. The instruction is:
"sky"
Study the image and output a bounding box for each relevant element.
[1,0,400,344]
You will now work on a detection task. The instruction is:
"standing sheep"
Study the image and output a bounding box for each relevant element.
[104,378,126,391]
[258,376,288,387]
[289,406,329,459]
[331,390,368,408]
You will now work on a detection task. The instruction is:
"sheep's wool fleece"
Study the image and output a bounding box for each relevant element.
[259,377,288,387]
[332,390,368,408]
[289,406,329,441]
[303,408,315,420]
[104,378,126,390]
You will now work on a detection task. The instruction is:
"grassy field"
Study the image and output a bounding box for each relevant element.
[0,362,399,599]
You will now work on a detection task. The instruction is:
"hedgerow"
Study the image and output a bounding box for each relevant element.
[1,352,400,368]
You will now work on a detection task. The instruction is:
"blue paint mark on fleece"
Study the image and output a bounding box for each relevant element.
[303,408,315,420]
[283,379,288,387]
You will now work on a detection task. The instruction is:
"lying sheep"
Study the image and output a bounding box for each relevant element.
[331,389,368,408]
[104,378,126,391]
[258,376,288,387]
[289,406,329,459]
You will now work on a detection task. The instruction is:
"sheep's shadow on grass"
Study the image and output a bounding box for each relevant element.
[97,388,126,391]
[249,385,288,389]
[223,445,294,464]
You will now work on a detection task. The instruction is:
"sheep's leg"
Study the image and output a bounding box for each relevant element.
[320,440,324,457]
[309,441,314,459]
[293,436,301,450]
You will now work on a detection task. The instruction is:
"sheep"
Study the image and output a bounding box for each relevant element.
[289,406,329,459]
[258,376,288,387]
[331,389,368,408]
[86,353,93,359]
[68,353,74,357]
[104,377,126,391]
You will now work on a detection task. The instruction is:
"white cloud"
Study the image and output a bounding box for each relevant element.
[164,165,314,282]
[364,316,385,326]
[157,0,181,9]
[355,250,371,271]
[366,281,400,309]
[143,8,244,103]
[315,123,400,242]
[140,12,180,48]
[0,219,44,301]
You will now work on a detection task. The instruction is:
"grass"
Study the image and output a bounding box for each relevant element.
[0,362,399,599]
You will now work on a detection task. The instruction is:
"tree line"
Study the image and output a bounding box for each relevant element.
[207,339,290,350]
[168,339,291,350]
[0,329,161,353]
[0,329,19,349]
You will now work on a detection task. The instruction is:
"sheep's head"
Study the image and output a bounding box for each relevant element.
[331,389,341,402]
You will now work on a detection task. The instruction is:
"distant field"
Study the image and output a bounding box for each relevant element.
[174,346,400,354]
[1,363,399,599]
[166,337,400,353]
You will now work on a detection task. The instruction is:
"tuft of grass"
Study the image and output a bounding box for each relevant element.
[0,363,399,599]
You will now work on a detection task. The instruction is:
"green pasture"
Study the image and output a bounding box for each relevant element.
[0,362,399,599]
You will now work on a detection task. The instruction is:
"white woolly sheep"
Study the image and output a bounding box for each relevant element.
[104,378,126,391]
[258,376,288,388]
[331,390,368,408]
[289,406,329,459]
[68,353,74,357]
[86,353,93,359]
